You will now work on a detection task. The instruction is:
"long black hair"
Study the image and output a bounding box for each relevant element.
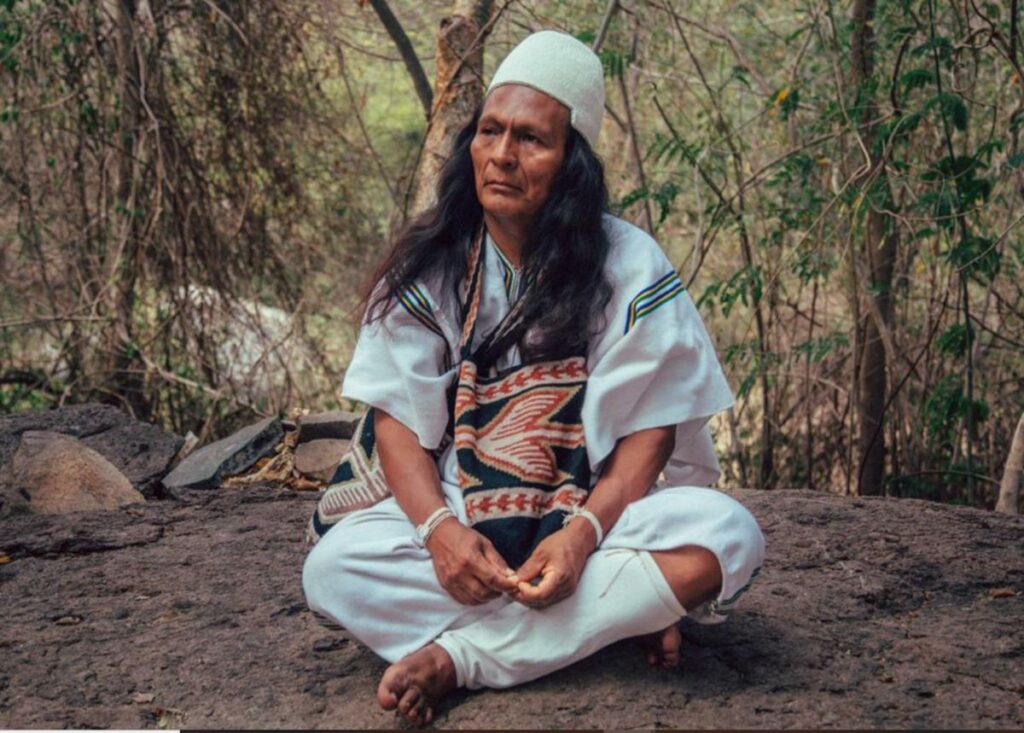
[363,106,613,362]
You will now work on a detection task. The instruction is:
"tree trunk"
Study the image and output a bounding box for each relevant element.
[366,0,434,118]
[408,0,496,215]
[108,0,150,418]
[995,411,1024,514]
[851,0,898,496]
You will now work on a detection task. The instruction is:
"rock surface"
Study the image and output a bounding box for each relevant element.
[2,431,144,515]
[0,488,1022,729]
[161,417,283,491]
[293,439,349,482]
[0,404,183,498]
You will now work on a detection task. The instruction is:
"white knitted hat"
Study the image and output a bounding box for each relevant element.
[487,30,606,148]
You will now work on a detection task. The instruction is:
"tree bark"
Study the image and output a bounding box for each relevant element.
[996,411,1024,514]
[851,0,898,496]
[409,0,497,215]
[108,0,150,418]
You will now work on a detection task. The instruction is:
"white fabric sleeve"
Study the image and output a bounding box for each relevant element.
[583,220,734,482]
[341,286,454,450]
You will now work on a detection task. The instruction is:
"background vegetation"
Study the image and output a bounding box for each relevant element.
[1,0,1022,508]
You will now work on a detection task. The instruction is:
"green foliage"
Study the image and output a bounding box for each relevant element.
[0,2,22,73]
[911,35,953,65]
[768,86,799,120]
[794,333,850,363]
[616,181,682,226]
[924,92,969,131]
[700,265,764,317]
[935,323,972,357]
[572,32,634,80]
[899,68,934,92]
[944,235,1000,283]
[2,0,1020,508]
[924,374,990,446]
[648,133,701,167]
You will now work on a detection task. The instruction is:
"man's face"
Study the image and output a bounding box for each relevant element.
[470,84,570,228]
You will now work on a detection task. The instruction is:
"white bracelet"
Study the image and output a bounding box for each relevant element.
[417,506,456,544]
[563,505,604,547]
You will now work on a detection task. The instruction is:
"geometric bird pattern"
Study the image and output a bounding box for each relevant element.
[454,233,591,567]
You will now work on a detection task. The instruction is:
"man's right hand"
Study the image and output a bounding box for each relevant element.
[425,520,519,605]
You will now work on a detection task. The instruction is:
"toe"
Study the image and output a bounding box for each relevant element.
[398,687,421,716]
[409,697,431,726]
[377,673,400,711]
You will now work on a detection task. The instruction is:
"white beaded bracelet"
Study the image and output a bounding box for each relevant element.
[563,505,604,547]
[417,506,456,544]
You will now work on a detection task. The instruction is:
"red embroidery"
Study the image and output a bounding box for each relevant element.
[455,383,585,485]
[465,487,586,521]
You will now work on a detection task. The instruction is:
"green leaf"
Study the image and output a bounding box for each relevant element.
[599,49,632,79]
[975,140,1004,161]
[899,68,934,91]
[944,236,1001,283]
[935,323,972,357]
[794,333,850,363]
[924,93,968,131]
[647,134,701,166]
[616,186,648,213]
[912,36,953,64]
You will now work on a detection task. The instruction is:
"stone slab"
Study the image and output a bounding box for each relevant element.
[296,410,360,443]
[162,417,284,491]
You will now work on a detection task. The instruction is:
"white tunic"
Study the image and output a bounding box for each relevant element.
[302,216,764,679]
[341,215,735,488]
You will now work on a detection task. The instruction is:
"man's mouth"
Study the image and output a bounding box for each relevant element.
[485,181,521,192]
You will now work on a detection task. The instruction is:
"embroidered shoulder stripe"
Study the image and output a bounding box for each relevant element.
[397,283,444,341]
[624,270,685,334]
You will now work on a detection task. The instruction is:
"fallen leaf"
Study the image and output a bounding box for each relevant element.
[156,707,183,729]
[133,692,155,704]
[290,475,323,492]
[989,587,1017,599]
[54,615,82,625]
[0,553,10,564]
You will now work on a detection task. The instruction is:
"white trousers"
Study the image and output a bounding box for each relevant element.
[302,484,764,689]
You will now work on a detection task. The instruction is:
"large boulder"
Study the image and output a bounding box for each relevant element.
[1,431,144,516]
[0,404,184,498]
[0,488,1022,729]
[161,417,284,491]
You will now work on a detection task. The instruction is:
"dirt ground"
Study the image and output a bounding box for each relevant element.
[1,486,1022,729]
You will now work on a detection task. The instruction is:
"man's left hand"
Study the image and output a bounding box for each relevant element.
[512,517,598,608]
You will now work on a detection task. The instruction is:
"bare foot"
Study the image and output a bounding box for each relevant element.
[377,643,457,726]
[636,623,682,669]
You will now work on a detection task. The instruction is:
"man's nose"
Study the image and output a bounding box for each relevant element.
[492,131,517,168]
